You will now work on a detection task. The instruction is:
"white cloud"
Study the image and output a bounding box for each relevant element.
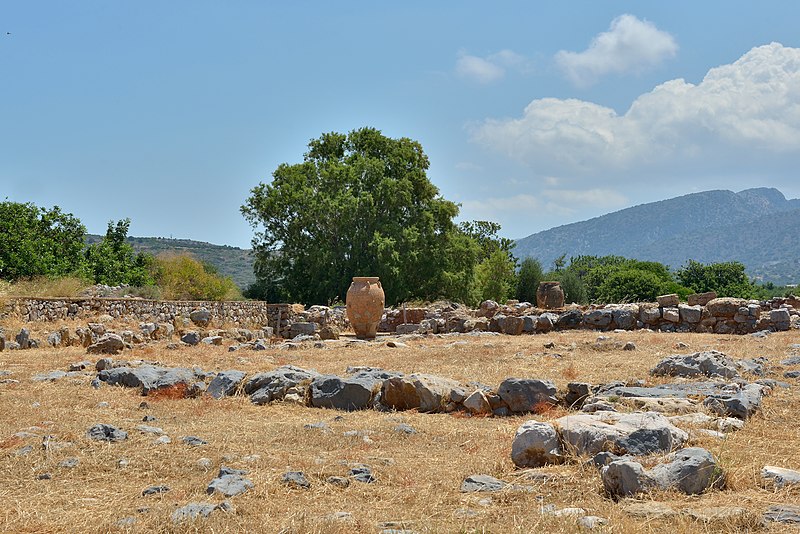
[472,43,800,178]
[456,49,530,84]
[541,188,628,208]
[555,14,677,86]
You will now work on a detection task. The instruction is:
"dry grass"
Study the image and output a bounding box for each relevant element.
[1,276,91,298]
[0,323,798,533]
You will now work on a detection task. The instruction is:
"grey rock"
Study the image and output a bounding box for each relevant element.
[649,447,725,495]
[32,370,68,382]
[703,383,765,419]
[651,351,739,378]
[577,516,608,529]
[657,294,680,307]
[393,423,416,435]
[781,356,800,366]
[189,309,211,327]
[142,485,170,496]
[180,331,201,345]
[584,309,612,328]
[497,378,557,413]
[47,331,62,347]
[622,342,636,351]
[349,465,375,483]
[326,476,350,488]
[86,334,125,355]
[95,358,114,371]
[556,412,688,457]
[15,328,30,349]
[99,365,198,395]
[304,421,331,433]
[207,466,253,497]
[556,309,583,329]
[381,373,464,413]
[201,335,223,346]
[206,370,246,399]
[171,502,227,522]
[5,341,21,350]
[245,365,320,405]
[460,474,505,492]
[16,445,33,456]
[511,420,563,467]
[737,357,768,376]
[612,308,636,330]
[86,424,127,442]
[565,382,594,408]
[763,505,800,524]
[786,370,800,379]
[310,374,375,411]
[182,436,208,446]
[282,471,310,489]
[601,460,653,497]
[762,465,800,488]
[136,424,164,435]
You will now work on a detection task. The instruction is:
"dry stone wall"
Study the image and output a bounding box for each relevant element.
[2,298,295,336]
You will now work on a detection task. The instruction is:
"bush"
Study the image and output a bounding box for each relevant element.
[4,276,91,298]
[155,254,242,301]
[545,269,588,304]
[473,250,517,304]
[676,260,757,298]
[595,269,664,303]
[516,258,544,303]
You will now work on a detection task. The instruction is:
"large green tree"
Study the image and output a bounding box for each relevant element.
[84,219,155,286]
[242,127,479,304]
[0,201,86,280]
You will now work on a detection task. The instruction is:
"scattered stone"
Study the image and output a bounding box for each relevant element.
[622,501,677,518]
[32,370,68,382]
[142,485,170,496]
[703,383,765,419]
[460,474,505,492]
[154,436,171,445]
[393,423,416,435]
[87,334,125,355]
[136,425,164,435]
[99,365,198,396]
[685,506,748,523]
[651,351,739,378]
[310,374,376,411]
[282,471,311,489]
[577,515,608,529]
[15,445,33,456]
[180,332,201,346]
[462,389,492,414]
[762,466,800,488]
[497,378,557,413]
[304,421,331,433]
[245,365,320,405]
[381,373,464,413]
[207,466,253,497]
[189,309,211,327]
[350,465,375,483]
[171,502,227,522]
[781,356,800,366]
[327,476,350,488]
[86,424,128,442]
[206,370,246,399]
[622,342,636,351]
[59,457,79,468]
[182,436,208,446]
[763,505,800,524]
[557,412,688,457]
[511,420,563,467]
[37,473,52,480]
[201,335,223,346]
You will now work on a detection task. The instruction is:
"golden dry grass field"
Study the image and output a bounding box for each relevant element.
[1,320,799,533]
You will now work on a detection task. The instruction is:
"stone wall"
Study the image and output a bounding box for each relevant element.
[1,297,296,336]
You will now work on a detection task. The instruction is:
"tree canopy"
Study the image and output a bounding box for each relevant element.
[0,201,86,280]
[242,127,490,305]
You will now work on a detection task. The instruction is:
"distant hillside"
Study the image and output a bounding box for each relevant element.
[514,187,800,285]
[86,235,256,290]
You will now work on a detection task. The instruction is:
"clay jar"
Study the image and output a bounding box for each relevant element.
[536,281,565,309]
[346,277,385,339]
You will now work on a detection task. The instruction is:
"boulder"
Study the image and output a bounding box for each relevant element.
[536,313,557,331]
[86,424,128,442]
[662,307,680,323]
[381,373,464,413]
[657,294,680,307]
[309,374,375,411]
[706,297,746,318]
[244,365,320,405]
[462,390,492,415]
[651,351,739,378]
[556,309,583,329]
[201,336,223,346]
[15,328,30,349]
[612,307,637,330]
[584,309,612,328]
[497,378,557,413]
[290,322,318,337]
[688,291,717,306]
[602,447,723,498]
[189,309,211,327]
[181,331,201,345]
[460,474,505,492]
[679,304,703,323]
[206,370,247,399]
[762,466,800,488]
[763,505,800,525]
[556,411,688,456]
[319,325,340,340]
[87,334,125,355]
[639,305,661,324]
[207,466,253,497]
[99,365,197,395]
[704,383,765,419]
[498,315,524,335]
[511,420,564,467]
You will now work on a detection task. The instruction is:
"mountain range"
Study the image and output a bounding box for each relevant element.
[514,187,800,285]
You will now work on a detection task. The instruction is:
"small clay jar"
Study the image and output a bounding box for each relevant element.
[536,281,565,309]
[346,277,385,339]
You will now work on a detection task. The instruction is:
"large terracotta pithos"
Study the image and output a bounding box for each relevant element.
[346,277,385,339]
[536,281,565,309]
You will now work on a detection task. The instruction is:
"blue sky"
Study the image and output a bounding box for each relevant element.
[2,2,800,248]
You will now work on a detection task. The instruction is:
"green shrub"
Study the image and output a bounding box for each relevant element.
[516,258,544,303]
[595,269,664,303]
[155,253,242,301]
